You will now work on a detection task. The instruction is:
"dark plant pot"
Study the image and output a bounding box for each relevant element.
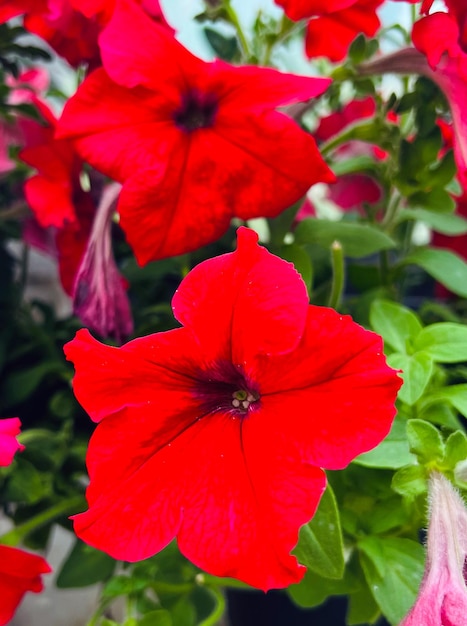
[226,589,391,626]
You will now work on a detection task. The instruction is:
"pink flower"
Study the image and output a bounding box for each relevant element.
[57,0,334,264]
[72,183,134,342]
[5,67,50,105]
[0,545,51,626]
[65,227,401,590]
[400,473,467,626]
[0,417,24,466]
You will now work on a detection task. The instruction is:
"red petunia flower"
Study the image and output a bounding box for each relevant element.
[65,227,401,590]
[19,101,94,230]
[274,0,383,61]
[0,0,101,68]
[0,417,24,467]
[57,0,334,265]
[0,544,51,626]
[296,97,383,220]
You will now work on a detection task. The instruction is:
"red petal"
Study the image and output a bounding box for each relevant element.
[73,399,325,589]
[57,69,180,182]
[99,0,201,91]
[23,175,76,228]
[305,1,381,61]
[251,306,402,469]
[275,0,357,20]
[117,162,232,265]
[64,327,201,424]
[0,545,51,626]
[172,227,309,365]
[212,61,331,109]
[209,109,335,219]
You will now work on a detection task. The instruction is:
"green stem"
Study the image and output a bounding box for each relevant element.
[223,0,250,59]
[328,240,345,310]
[195,573,251,590]
[382,191,402,230]
[198,585,226,626]
[379,249,390,286]
[18,242,30,300]
[86,598,114,626]
[262,15,301,66]
[0,495,85,546]
[150,581,194,595]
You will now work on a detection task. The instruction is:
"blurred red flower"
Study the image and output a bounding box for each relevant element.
[65,227,401,590]
[58,0,334,264]
[274,0,383,61]
[0,0,172,68]
[297,97,384,220]
[18,101,96,295]
[0,545,51,626]
[0,0,101,68]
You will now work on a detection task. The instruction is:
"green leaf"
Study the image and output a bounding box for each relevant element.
[56,539,116,588]
[392,464,427,498]
[4,459,53,504]
[354,416,415,469]
[293,485,344,579]
[203,28,238,61]
[0,361,65,409]
[420,402,462,430]
[139,610,172,626]
[398,208,467,235]
[103,576,148,599]
[347,585,381,625]
[387,352,433,405]
[277,243,312,293]
[403,248,467,298]
[406,419,444,463]
[295,219,396,258]
[288,567,359,608]
[408,187,456,213]
[370,300,423,353]
[444,431,467,468]
[359,537,425,625]
[413,323,467,362]
[423,384,467,417]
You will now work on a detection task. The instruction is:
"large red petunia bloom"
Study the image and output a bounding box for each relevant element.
[57,0,334,265]
[0,544,51,626]
[65,227,401,590]
[274,0,383,61]
[0,417,24,467]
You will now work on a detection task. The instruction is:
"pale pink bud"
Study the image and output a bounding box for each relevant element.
[72,183,133,343]
[400,473,467,626]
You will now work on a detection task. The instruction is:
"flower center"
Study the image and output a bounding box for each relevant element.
[173,90,218,132]
[194,362,261,418]
[231,389,260,413]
